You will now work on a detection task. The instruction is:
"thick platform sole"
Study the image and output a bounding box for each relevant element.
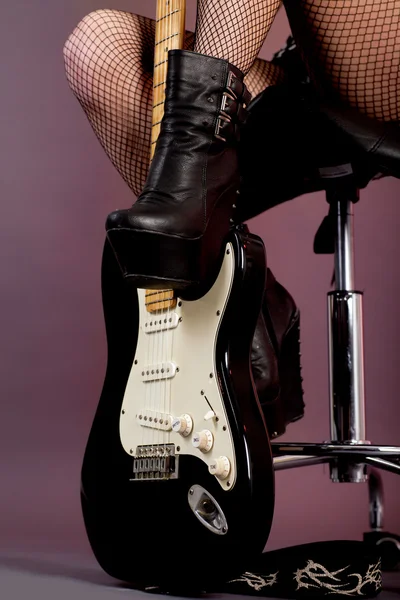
[106,187,238,292]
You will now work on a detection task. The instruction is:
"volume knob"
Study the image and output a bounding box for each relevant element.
[208,456,231,480]
[192,430,214,452]
[172,414,193,437]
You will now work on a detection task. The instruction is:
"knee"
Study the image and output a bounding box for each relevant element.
[64,10,111,60]
[63,9,143,93]
[63,10,111,93]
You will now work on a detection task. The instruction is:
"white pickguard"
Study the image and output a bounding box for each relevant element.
[119,243,237,490]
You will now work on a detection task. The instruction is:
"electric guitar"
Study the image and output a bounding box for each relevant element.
[80,0,274,591]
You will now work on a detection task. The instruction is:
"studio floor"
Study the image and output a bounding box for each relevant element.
[1,550,400,600]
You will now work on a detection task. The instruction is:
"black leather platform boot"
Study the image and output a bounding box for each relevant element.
[106,50,251,293]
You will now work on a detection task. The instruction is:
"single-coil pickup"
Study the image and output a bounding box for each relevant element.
[144,312,179,333]
[141,362,176,382]
[136,410,173,431]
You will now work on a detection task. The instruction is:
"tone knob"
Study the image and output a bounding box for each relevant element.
[208,456,231,480]
[172,414,193,437]
[192,430,214,452]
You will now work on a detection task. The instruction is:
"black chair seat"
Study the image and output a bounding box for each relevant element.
[319,102,400,180]
[237,37,400,254]
[238,81,399,225]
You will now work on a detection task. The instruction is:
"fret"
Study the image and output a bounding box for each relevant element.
[154,59,168,69]
[145,296,174,307]
[146,290,167,298]
[156,9,180,23]
[153,80,166,90]
[155,32,179,46]
[146,297,176,312]
[153,100,165,109]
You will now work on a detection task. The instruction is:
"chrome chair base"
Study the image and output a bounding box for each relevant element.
[272,443,400,478]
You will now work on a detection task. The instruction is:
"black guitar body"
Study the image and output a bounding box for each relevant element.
[81,227,274,592]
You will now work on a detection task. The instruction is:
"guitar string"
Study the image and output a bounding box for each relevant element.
[168,0,179,465]
[161,0,169,459]
[162,0,169,460]
[142,290,149,459]
[168,0,177,464]
[150,3,158,459]
[168,0,175,461]
[142,290,154,446]
[170,0,177,459]
[166,0,175,461]
[154,1,164,459]
[148,303,154,457]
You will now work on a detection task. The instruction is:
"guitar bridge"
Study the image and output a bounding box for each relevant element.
[130,444,179,481]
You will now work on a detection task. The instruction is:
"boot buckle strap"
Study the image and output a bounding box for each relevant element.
[222,92,249,126]
[215,113,231,142]
[227,71,252,107]
[215,91,234,141]
[221,91,235,115]
[215,95,250,141]
[214,73,251,142]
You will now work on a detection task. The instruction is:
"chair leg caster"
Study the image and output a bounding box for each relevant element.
[364,531,400,571]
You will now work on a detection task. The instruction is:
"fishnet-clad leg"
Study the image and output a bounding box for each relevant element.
[246,58,286,95]
[64,10,163,197]
[284,0,400,121]
[63,10,285,197]
[194,0,282,74]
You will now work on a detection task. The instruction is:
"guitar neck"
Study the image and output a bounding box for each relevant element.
[145,1,186,308]
[151,0,186,161]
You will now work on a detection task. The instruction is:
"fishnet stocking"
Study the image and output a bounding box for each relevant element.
[63,9,284,198]
[194,0,282,74]
[284,0,400,121]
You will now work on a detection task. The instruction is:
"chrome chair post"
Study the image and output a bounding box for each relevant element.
[327,194,368,482]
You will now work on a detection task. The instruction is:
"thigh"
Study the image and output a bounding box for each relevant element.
[283,0,400,121]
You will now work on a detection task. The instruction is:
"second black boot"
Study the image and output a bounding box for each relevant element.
[106,50,251,292]
[251,268,305,439]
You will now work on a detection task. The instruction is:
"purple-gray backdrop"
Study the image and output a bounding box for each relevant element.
[1,0,399,558]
